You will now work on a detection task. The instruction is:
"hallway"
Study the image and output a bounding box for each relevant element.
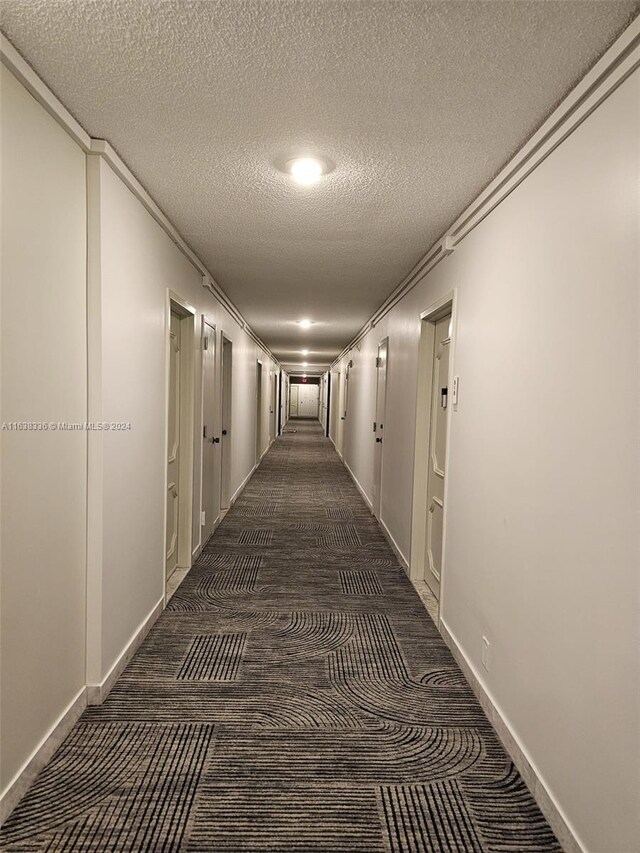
[1,423,559,852]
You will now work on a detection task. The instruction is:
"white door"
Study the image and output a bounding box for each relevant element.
[255,360,263,462]
[201,322,219,542]
[289,384,299,417]
[220,336,232,510]
[330,372,338,438]
[425,314,451,599]
[270,371,278,440]
[373,338,388,519]
[336,371,345,453]
[298,383,319,417]
[166,310,182,580]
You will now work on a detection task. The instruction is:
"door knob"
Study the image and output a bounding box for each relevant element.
[212,437,220,444]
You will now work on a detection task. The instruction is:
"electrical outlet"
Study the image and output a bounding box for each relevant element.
[481,636,490,672]
[201,510,206,526]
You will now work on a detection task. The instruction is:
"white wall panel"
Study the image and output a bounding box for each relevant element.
[92,157,277,684]
[0,66,87,792]
[337,69,640,852]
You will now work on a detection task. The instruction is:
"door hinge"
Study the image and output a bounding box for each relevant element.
[375,356,381,368]
[203,336,209,350]
[373,421,377,432]
[203,425,208,438]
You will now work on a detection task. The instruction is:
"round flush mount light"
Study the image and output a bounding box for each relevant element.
[298,319,313,329]
[288,157,324,185]
[278,154,333,186]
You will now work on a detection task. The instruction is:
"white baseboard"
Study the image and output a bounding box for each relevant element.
[0,686,87,824]
[439,618,584,853]
[379,517,410,574]
[328,435,343,459]
[230,462,257,506]
[339,454,409,573]
[343,458,373,510]
[87,596,164,705]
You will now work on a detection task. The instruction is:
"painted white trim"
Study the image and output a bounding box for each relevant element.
[0,687,87,824]
[166,293,197,583]
[330,18,640,368]
[230,462,258,506]
[379,517,410,574]
[0,34,91,150]
[0,35,278,367]
[343,458,373,510]
[439,618,585,853]
[87,596,164,706]
[334,442,410,572]
[85,154,104,685]
[329,434,343,460]
[409,290,457,606]
[196,314,219,555]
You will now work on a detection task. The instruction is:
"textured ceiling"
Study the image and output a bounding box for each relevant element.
[1,1,638,369]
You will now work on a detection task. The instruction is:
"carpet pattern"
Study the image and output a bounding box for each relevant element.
[0,421,560,851]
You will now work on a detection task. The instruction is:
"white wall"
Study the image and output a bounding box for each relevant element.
[90,156,278,684]
[0,66,87,792]
[1,60,279,814]
[331,69,640,853]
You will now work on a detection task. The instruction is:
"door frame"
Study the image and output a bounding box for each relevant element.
[270,368,278,442]
[372,336,389,521]
[199,315,219,551]
[409,291,457,614]
[325,372,331,437]
[164,291,196,595]
[220,331,233,511]
[289,382,299,418]
[255,359,263,463]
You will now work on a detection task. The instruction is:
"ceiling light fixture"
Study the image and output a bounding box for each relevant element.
[302,361,308,367]
[301,349,309,355]
[298,319,312,329]
[288,157,325,186]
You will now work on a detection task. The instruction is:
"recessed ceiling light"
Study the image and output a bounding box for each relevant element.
[301,349,309,355]
[302,361,308,367]
[298,319,312,329]
[288,157,325,186]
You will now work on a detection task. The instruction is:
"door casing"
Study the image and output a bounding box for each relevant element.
[164,291,196,594]
[255,359,263,463]
[372,337,389,520]
[289,383,299,417]
[409,291,457,617]
[220,332,233,511]
[200,318,220,546]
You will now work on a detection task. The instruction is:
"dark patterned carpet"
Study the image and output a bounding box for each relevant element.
[1,422,560,852]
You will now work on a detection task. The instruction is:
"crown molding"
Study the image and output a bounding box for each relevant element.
[0,32,279,368]
[330,15,640,369]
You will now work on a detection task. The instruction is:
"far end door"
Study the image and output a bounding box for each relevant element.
[425,314,451,599]
[289,384,299,417]
[298,383,319,418]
